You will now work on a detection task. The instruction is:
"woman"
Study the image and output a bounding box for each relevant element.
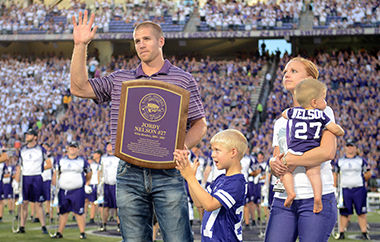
[265,57,338,242]
[334,139,371,240]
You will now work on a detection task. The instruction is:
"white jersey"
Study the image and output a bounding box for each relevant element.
[100,154,119,185]
[42,156,54,181]
[254,161,267,184]
[188,151,206,181]
[197,156,206,181]
[206,153,225,183]
[89,161,100,185]
[19,144,47,176]
[59,155,90,190]
[334,155,370,188]
[240,154,256,182]
[272,106,336,199]
[3,165,12,184]
[0,162,6,181]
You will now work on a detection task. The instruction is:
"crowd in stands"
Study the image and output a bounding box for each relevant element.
[1,46,378,176]
[1,0,380,35]
[198,0,302,32]
[312,0,380,29]
[0,51,265,164]
[0,0,194,34]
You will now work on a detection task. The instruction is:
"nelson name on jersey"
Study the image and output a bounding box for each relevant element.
[290,109,326,120]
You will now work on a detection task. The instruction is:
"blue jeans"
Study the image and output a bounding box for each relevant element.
[264,193,337,242]
[116,160,193,242]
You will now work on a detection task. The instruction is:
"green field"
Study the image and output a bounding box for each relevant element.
[0,204,379,242]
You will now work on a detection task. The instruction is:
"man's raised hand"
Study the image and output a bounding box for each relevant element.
[72,10,98,46]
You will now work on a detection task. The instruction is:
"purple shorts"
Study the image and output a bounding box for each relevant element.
[43,180,51,201]
[253,183,263,204]
[23,175,45,203]
[3,183,12,199]
[340,186,367,215]
[268,184,274,209]
[85,184,97,202]
[58,187,85,215]
[104,184,117,209]
[0,181,3,200]
[245,181,254,204]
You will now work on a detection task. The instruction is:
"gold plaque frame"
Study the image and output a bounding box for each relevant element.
[115,79,190,169]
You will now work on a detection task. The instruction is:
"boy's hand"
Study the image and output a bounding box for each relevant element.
[174,149,199,180]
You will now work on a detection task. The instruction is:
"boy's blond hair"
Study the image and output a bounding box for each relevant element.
[210,129,248,161]
[294,78,327,108]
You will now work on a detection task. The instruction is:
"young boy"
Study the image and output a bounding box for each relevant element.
[174,129,248,242]
[281,78,344,213]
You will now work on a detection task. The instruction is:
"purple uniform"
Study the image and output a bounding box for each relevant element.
[202,174,247,242]
[0,161,7,200]
[334,155,370,215]
[240,154,257,204]
[286,107,331,155]
[57,155,91,215]
[3,165,15,199]
[18,144,48,203]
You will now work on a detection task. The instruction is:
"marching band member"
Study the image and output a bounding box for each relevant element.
[240,148,258,229]
[15,129,52,234]
[42,142,54,220]
[51,141,92,239]
[98,142,119,232]
[85,149,102,224]
[334,139,371,240]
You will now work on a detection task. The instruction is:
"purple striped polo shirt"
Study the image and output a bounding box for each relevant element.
[88,59,205,149]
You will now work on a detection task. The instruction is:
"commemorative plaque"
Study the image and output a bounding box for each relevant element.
[115,79,190,169]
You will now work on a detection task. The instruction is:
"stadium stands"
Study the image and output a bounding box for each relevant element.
[0,0,378,184]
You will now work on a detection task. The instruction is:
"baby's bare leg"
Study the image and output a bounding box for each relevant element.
[306,165,322,213]
[283,165,297,207]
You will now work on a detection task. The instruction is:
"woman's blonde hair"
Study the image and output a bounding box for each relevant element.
[210,129,248,161]
[289,57,319,79]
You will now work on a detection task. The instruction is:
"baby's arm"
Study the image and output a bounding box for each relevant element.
[282,108,290,119]
[325,122,345,137]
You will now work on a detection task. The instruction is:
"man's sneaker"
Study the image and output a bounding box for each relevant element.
[117,224,121,232]
[252,220,256,226]
[30,216,34,221]
[79,233,86,239]
[335,233,345,240]
[89,218,95,224]
[99,224,106,232]
[273,180,285,193]
[109,216,114,222]
[33,218,40,223]
[362,233,370,240]
[46,213,50,218]
[15,227,25,234]
[42,226,48,234]
[51,232,63,238]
